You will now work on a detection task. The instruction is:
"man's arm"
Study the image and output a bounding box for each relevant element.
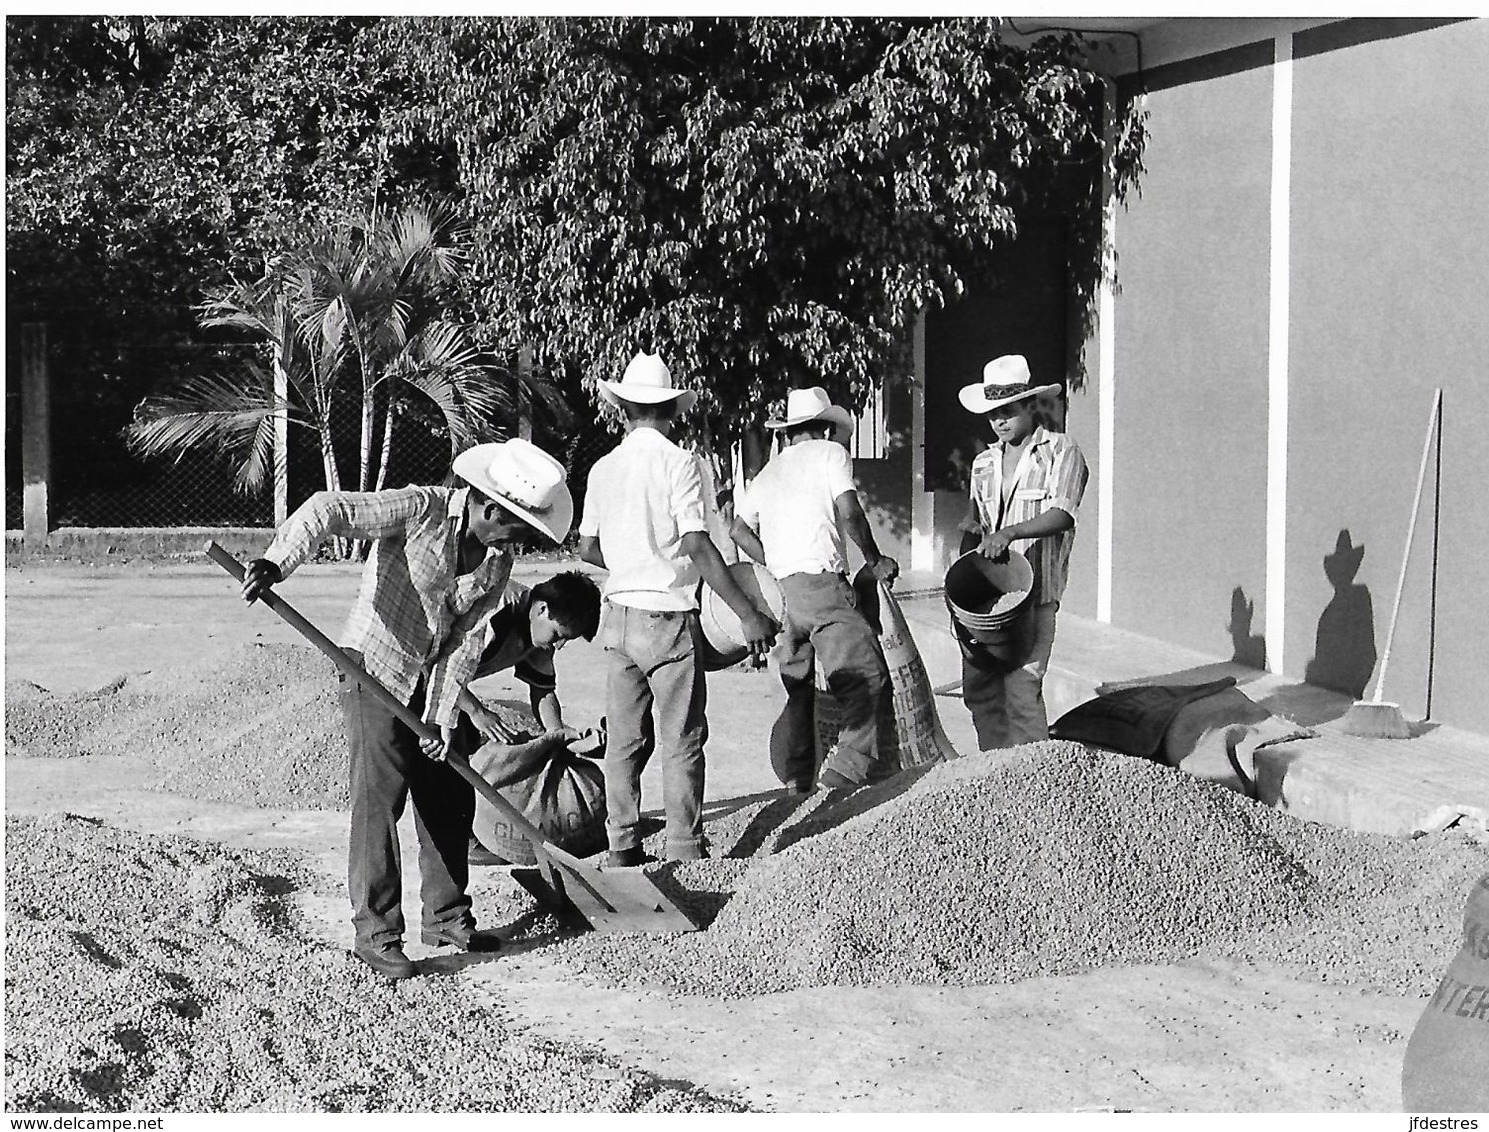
[833,489,898,585]
[577,535,606,569]
[681,531,777,658]
[242,487,430,603]
[728,516,768,566]
[979,508,1075,560]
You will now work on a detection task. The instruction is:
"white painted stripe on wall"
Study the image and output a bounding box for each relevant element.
[1096,79,1118,624]
[910,311,934,573]
[1266,34,1294,674]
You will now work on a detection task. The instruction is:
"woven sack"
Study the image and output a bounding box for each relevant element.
[468,733,606,865]
[1401,870,1489,1110]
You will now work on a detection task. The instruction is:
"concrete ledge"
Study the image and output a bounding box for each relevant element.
[5,527,276,563]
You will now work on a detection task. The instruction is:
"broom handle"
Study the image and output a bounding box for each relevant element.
[1372,389,1441,703]
[202,541,557,851]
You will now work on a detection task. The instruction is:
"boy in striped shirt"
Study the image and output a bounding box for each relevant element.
[956,355,1089,751]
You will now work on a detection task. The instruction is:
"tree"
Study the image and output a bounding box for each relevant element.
[123,202,559,552]
[379,16,1144,444]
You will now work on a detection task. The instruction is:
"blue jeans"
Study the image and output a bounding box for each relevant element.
[960,603,1059,751]
[600,602,708,858]
[770,571,889,786]
[339,656,475,949]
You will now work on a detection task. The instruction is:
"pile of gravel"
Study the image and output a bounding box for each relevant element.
[3,813,744,1114]
[550,743,1487,998]
[4,644,536,811]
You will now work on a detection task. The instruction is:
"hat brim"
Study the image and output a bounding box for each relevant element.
[958,382,1061,415]
[456,474,575,544]
[599,380,698,414]
[765,404,854,443]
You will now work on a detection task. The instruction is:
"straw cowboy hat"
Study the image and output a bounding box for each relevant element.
[958,354,1061,415]
[765,386,854,444]
[452,437,574,544]
[598,351,698,414]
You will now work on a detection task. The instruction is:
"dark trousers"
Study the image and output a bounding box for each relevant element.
[770,571,889,786]
[339,662,475,949]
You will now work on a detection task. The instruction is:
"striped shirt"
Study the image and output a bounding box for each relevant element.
[264,485,513,726]
[963,426,1089,605]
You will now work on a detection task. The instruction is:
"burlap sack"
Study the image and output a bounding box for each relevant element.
[1401,871,1489,1110]
[468,733,606,865]
[1050,681,1315,798]
[814,574,960,775]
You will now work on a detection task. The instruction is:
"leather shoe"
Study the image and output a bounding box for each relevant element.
[353,942,416,980]
[605,846,645,868]
[420,924,503,952]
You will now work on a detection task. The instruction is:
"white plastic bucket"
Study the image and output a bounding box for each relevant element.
[698,561,786,670]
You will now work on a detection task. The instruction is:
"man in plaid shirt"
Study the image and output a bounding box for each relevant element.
[241,438,573,980]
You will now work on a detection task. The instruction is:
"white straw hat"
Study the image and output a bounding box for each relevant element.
[765,387,854,444]
[452,437,574,544]
[598,351,698,414]
[957,354,1060,414]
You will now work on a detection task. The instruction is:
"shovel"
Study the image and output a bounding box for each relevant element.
[204,541,698,934]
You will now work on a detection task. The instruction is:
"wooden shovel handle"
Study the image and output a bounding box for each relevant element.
[203,540,560,853]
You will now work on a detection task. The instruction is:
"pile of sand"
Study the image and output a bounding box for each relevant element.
[4,643,537,811]
[546,744,1487,998]
[3,813,742,1113]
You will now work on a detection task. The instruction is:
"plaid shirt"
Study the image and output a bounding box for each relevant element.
[264,486,512,727]
[963,426,1089,605]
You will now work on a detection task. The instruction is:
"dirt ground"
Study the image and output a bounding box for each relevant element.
[2,559,1444,1112]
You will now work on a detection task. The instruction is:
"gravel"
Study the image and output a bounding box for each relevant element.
[4,643,534,811]
[549,743,1489,998]
[3,813,745,1113]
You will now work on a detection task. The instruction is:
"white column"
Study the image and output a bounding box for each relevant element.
[1096,79,1118,624]
[1265,34,1294,674]
[910,311,934,573]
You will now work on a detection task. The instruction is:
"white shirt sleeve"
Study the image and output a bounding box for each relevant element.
[822,443,856,500]
[672,453,708,536]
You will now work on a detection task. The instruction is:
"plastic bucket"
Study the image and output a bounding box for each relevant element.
[944,550,1034,641]
[699,561,787,671]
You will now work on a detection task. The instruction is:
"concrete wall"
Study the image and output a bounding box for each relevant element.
[1284,18,1489,725]
[1109,43,1274,663]
[1101,17,1489,731]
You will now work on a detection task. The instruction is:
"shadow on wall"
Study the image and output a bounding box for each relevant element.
[1303,529,1378,700]
[1227,586,1267,670]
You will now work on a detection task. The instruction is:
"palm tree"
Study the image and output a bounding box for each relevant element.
[126,201,569,553]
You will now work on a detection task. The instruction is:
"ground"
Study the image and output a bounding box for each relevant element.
[2,558,1447,1113]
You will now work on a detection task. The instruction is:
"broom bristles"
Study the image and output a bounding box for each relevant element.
[1341,699,1413,739]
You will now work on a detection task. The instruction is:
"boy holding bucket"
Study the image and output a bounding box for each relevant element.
[956,355,1089,750]
[577,351,778,866]
[730,386,900,791]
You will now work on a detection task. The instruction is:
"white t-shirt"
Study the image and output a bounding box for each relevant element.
[736,439,856,579]
[578,426,709,611]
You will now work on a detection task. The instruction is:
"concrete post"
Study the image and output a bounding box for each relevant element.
[21,323,50,549]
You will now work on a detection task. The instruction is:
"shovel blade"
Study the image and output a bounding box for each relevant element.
[508,849,698,933]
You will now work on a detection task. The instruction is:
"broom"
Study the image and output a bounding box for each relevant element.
[1342,388,1441,739]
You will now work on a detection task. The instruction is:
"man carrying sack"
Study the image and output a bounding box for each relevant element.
[577,351,777,866]
[240,438,573,980]
[731,386,900,792]
[957,355,1089,751]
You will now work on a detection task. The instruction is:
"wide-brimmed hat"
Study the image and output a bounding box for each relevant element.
[958,354,1060,414]
[452,438,574,544]
[765,386,853,444]
[598,351,698,414]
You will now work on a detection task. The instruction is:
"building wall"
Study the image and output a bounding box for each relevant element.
[1100,17,1489,731]
[1107,44,1275,662]
[1285,18,1489,723]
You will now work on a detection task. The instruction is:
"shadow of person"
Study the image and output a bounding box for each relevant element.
[1304,530,1377,700]
[1227,586,1267,670]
